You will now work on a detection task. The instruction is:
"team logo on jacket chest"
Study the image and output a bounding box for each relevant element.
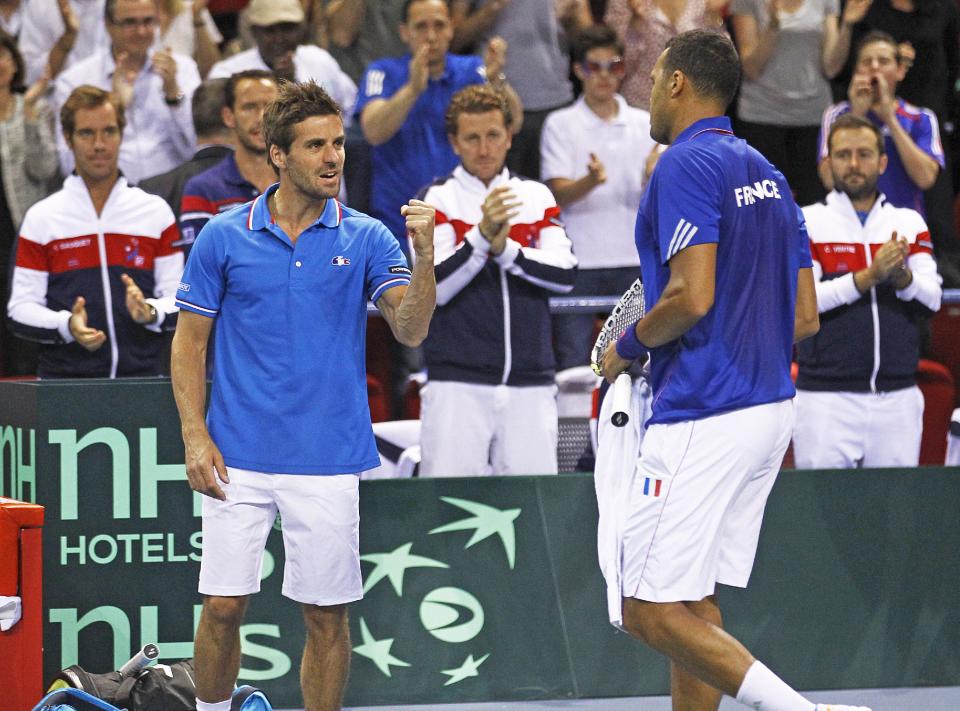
[124,238,146,268]
[331,255,351,266]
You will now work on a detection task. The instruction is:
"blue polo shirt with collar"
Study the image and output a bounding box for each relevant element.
[357,53,485,242]
[636,116,812,425]
[176,183,412,474]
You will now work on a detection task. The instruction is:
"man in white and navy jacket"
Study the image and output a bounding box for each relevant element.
[795,114,942,468]
[7,85,182,379]
[417,84,577,477]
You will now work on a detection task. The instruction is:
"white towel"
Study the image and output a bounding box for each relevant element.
[0,595,22,631]
[946,408,960,466]
[594,377,651,630]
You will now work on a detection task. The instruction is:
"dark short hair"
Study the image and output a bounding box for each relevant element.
[571,24,623,64]
[192,78,228,138]
[662,30,740,110]
[402,0,451,23]
[827,113,885,155]
[105,0,158,23]
[225,69,277,110]
[854,30,901,64]
[262,80,341,170]
[60,85,126,137]
[444,84,512,136]
[0,30,25,93]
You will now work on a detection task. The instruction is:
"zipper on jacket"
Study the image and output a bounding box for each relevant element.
[863,236,881,393]
[499,269,511,384]
[95,224,120,378]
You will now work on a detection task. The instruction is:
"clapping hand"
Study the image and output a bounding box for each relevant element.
[68,296,107,351]
[478,185,520,256]
[151,47,180,102]
[121,273,157,324]
[587,152,607,185]
[484,36,507,81]
[408,45,430,94]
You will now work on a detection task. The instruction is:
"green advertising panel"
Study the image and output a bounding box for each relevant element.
[0,380,958,709]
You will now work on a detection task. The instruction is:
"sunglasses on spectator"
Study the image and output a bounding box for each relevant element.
[580,58,626,77]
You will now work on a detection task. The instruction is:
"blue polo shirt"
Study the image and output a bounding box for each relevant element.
[356,53,485,242]
[636,116,812,425]
[179,153,260,255]
[175,184,412,474]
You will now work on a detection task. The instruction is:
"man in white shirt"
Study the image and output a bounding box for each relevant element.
[19,0,109,84]
[207,0,357,121]
[540,25,656,370]
[52,0,200,184]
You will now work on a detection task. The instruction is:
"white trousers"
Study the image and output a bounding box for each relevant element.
[419,380,558,477]
[793,387,924,469]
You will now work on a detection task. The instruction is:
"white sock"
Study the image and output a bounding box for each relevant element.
[196,699,232,711]
[735,660,816,711]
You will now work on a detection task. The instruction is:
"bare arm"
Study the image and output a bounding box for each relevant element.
[171,310,228,500]
[191,3,222,78]
[731,8,781,82]
[327,0,367,48]
[601,243,717,381]
[376,200,437,346]
[545,153,605,207]
[794,266,819,342]
[450,0,508,52]
[821,0,871,79]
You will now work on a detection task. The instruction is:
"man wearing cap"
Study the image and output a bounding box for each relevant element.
[207,0,357,121]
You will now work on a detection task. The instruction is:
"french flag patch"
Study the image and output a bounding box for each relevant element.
[642,477,663,497]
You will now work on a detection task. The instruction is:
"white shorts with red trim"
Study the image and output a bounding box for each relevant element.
[621,400,793,603]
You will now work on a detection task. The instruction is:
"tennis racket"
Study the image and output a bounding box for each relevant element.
[590,279,645,427]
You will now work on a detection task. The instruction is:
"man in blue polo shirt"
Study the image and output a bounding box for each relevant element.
[170,81,437,711]
[601,30,869,711]
[817,30,944,219]
[356,0,521,246]
[178,70,280,255]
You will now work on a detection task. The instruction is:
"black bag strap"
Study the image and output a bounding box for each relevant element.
[113,674,140,709]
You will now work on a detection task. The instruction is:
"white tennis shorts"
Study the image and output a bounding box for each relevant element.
[621,399,793,603]
[419,380,558,477]
[199,468,362,606]
[792,386,923,469]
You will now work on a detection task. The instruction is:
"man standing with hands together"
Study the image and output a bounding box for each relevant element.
[171,81,436,711]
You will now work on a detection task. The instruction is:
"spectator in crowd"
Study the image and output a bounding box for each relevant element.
[207,0,357,122]
[326,0,407,85]
[325,0,407,214]
[357,0,521,246]
[841,1,960,286]
[7,85,182,378]
[52,0,201,185]
[0,31,59,376]
[19,0,108,84]
[541,25,655,371]
[140,77,232,222]
[730,0,870,207]
[179,70,278,253]
[418,85,576,477]
[818,31,943,218]
[795,114,941,467]
[157,0,223,78]
[604,0,726,111]
[0,0,23,37]
[451,0,591,180]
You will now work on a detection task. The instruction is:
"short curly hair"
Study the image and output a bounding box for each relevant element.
[444,84,512,137]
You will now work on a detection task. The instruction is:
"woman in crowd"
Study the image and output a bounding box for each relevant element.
[0,30,57,375]
[730,0,871,205]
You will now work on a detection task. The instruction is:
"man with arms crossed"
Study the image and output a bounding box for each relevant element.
[601,30,868,711]
[171,81,436,711]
